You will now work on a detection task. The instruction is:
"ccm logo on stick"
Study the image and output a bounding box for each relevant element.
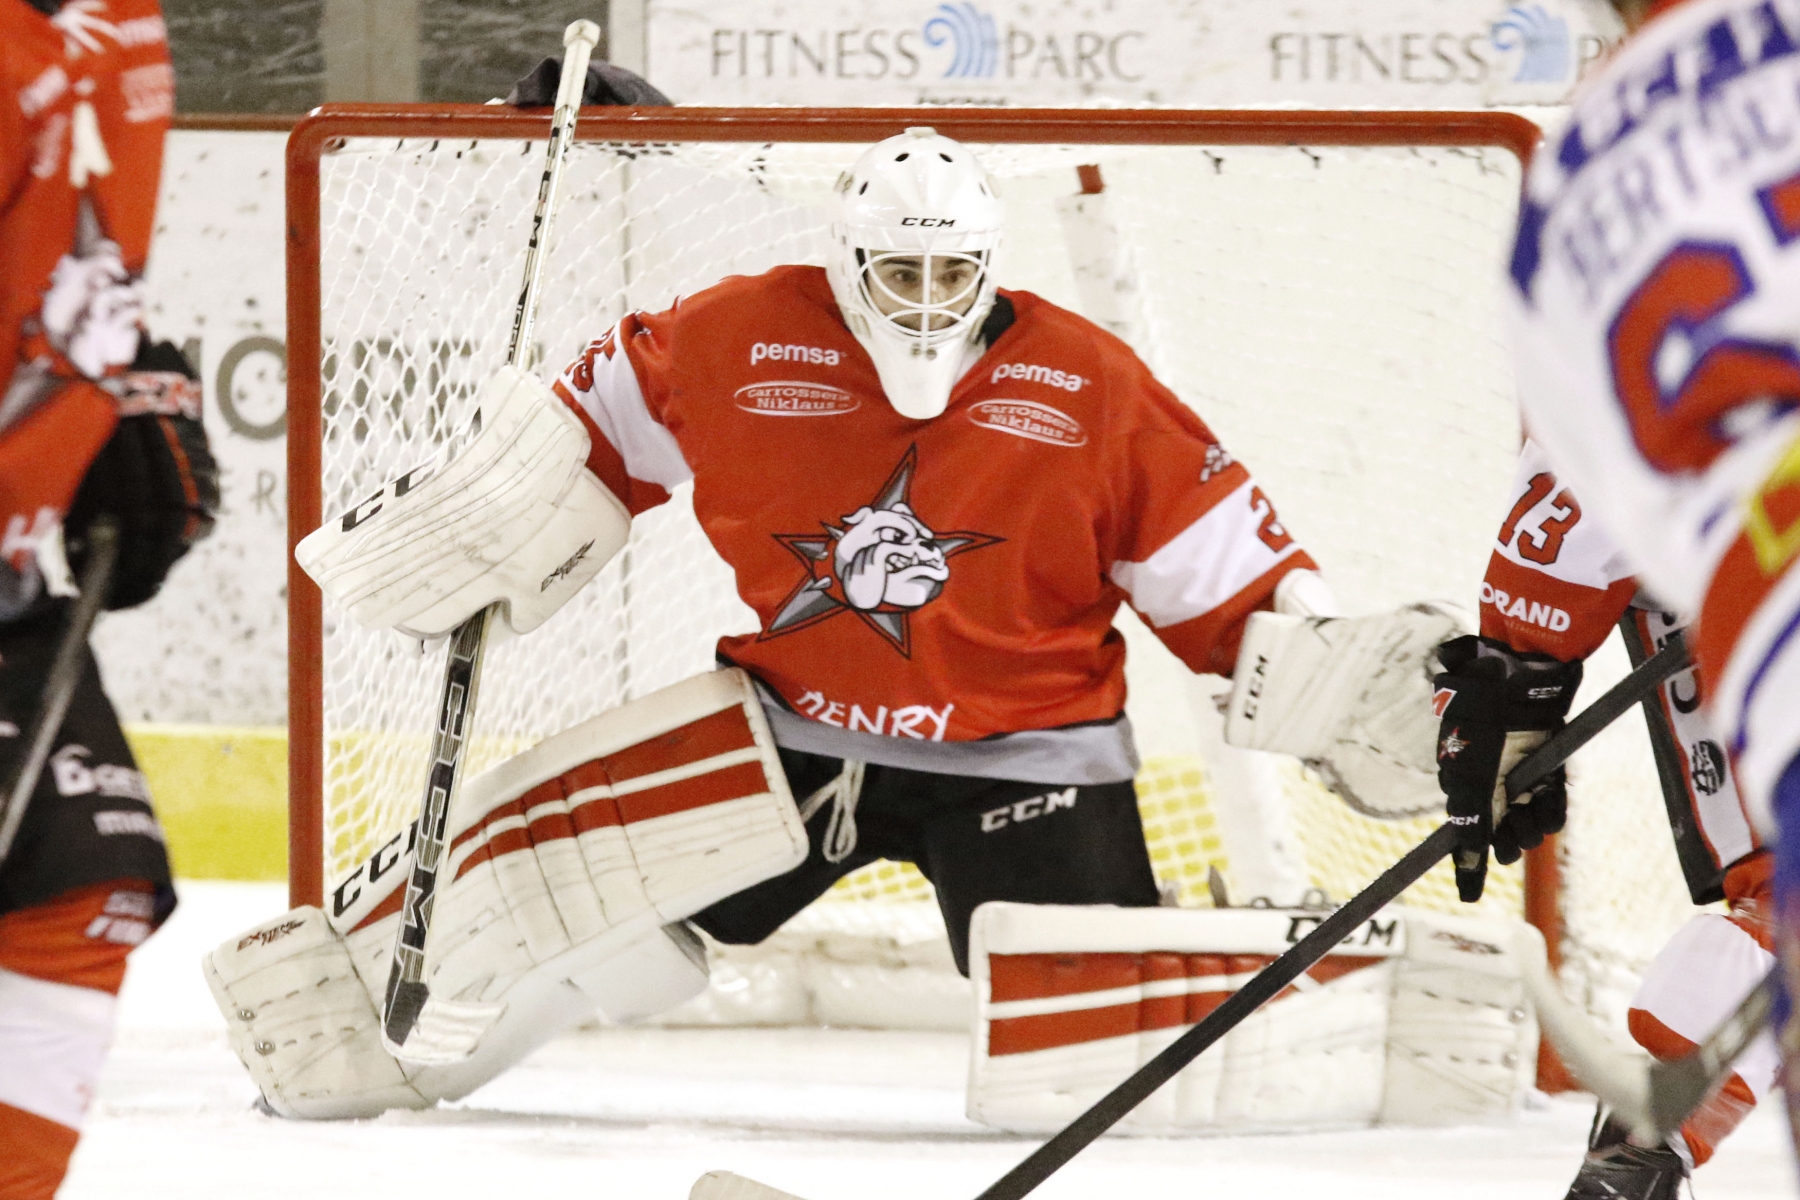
[332,824,416,918]
[981,787,1077,832]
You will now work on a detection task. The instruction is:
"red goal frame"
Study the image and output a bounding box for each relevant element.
[284,102,1553,977]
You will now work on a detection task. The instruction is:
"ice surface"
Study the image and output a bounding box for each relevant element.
[61,882,1799,1199]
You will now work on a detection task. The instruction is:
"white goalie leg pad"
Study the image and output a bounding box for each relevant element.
[1222,602,1473,817]
[294,364,630,638]
[202,905,698,1118]
[202,907,420,1119]
[965,900,1536,1134]
[1378,908,1540,1126]
[205,668,806,1114]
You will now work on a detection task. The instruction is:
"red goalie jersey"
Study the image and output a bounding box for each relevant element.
[554,266,1313,777]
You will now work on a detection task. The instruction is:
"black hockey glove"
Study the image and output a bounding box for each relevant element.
[65,339,220,610]
[1434,635,1582,903]
[506,57,673,107]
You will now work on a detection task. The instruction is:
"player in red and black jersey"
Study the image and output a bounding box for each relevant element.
[0,2,216,1193]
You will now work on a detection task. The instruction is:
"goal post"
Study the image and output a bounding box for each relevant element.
[285,105,1685,1057]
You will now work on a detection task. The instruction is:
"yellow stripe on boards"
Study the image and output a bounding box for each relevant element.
[122,724,287,881]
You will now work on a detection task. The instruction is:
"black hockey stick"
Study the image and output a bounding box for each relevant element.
[970,821,1456,1200]
[689,633,1701,1200]
[379,17,601,1055]
[0,517,120,868]
[967,638,1696,1200]
[690,837,1459,1200]
[1504,627,1687,799]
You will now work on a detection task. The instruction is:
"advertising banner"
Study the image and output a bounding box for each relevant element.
[93,130,290,727]
[648,0,1621,109]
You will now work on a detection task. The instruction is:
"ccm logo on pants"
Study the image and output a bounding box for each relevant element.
[981,788,1077,832]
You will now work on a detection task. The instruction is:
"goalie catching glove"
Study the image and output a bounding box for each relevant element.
[294,365,628,638]
[1222,602,1473,818]
[1434,635,1581,902]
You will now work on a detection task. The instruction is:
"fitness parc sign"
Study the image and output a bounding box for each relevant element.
[646,0,1622,108]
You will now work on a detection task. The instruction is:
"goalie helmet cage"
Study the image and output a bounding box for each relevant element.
[286,106,1697,1077]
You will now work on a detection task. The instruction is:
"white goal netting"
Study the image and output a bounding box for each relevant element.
[295,115,1705,1041]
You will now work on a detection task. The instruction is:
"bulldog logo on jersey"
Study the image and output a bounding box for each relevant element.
[762,446,1002,656]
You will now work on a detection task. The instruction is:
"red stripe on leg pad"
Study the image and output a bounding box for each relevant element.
[991,1002,1143,1056]
[569,792,624,835]
[616,761,772,823]
[1142,953,1186,1030]
[351,881,408,930]
[482,825,533,864]
[527,805,578,846]
[989,953,1144,1003]
[561,759,613,795]
[984,950,1391,1056]
[602,706,758,783]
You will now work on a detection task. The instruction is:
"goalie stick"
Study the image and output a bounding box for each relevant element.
[379,17,601,1055]
[0,517,120,868]
[688,632,1697,1200]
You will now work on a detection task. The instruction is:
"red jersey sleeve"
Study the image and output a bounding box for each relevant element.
[552,311,693,516]
[1480,437,1636,661]
[1104,368,1316,677]
[0,0,174,573]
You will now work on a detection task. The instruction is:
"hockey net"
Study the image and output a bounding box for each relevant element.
[288,107,1703,1046]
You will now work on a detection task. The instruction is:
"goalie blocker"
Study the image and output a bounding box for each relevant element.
[205,669,806,1118]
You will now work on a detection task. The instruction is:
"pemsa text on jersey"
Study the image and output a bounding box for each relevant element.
[1507,0,1800,816]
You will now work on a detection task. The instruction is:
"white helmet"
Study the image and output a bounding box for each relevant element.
[827,128,1003,420]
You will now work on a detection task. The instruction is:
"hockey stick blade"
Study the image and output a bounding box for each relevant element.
[1504,629,1688,800]
[376,16,600,1060]
[1522,938,1774,1145]
[1514,925,1654,1140]
[690,1172,812,1200]
[0,517,119,868]
[1649,968,1773,1140]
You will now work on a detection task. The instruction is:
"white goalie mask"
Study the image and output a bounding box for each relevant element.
[827,127,1003,421]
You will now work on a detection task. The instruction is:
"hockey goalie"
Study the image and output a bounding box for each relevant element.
[209,126,1531,1124]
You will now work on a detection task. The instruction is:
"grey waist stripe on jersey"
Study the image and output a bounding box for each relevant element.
[754,688,1140,785]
